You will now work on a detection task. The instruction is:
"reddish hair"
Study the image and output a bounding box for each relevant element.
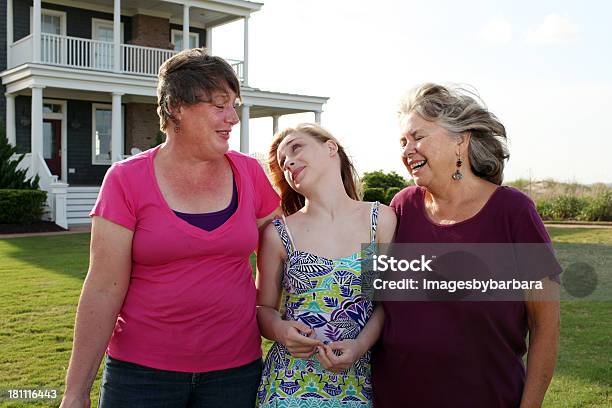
[268,123,361,215]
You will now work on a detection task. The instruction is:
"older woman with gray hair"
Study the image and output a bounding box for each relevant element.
[372,83,561,407]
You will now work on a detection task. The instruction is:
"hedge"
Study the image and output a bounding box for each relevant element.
[0,189,47,224]
[578,191,612,221]
[536,195,587,221]
[536,192,612,222]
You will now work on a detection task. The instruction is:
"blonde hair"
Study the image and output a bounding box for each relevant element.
[268,123,361,215]
[399,83,509,185]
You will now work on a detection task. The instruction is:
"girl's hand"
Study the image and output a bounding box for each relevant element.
[277,320,323,359]
[315,339,366,373]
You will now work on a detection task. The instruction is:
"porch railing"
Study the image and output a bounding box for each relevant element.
[31,33,244,81]
[121,43,177,76]
[226,59,244,82]
[10,34,34,68]
[41,33,116,70]
[15,152,68,229]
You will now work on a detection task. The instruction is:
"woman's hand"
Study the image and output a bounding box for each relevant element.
[59,393,91,408]
[276,320,323,359]
[315,339,366,373]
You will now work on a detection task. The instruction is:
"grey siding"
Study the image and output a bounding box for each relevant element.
[0,0,6,125]
[67,100,116,186]
[15,96,31,153]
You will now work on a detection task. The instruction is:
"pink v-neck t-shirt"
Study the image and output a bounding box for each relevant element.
[90,146,279,372]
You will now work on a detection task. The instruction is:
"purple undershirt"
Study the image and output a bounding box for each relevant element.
[173,177,238,231]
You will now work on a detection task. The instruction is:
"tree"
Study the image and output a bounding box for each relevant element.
[362,170,410,190]
[361,170,412,205]
[363,188,386,203]
[0,123,40,189]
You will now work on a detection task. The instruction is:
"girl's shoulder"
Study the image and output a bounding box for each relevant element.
[371,202,397,243]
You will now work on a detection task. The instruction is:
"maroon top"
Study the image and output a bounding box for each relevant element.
[372,186,561,408]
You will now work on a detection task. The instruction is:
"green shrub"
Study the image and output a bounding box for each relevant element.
[363,188,386,204]
[0,127,40,189]
[0,189,47,224]
[552,195,588,220]
[536,199,555,220]
[578,191,612,221]
[537,195,588,221]
[386,187,402,205]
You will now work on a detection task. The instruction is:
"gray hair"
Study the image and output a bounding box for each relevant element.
[399,83,509,185]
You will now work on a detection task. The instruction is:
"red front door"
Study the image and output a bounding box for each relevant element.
[43,119,62,178]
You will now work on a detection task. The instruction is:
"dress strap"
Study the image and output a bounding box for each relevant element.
[271,217,296,257]
[281,216,299,252]
[370,201,380,244]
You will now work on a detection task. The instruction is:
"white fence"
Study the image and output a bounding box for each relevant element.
[15,153,68,229]
[121,43,177,76]
[9,34,34,68]
[12,33,244,81]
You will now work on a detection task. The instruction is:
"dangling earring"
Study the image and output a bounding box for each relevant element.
[174,125,180,134]
[452,152,463,180]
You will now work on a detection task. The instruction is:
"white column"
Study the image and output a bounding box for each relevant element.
[240,104,250,153]
[113,0,121,72]
[7,0,13,67]
[33,0,41,62]
[111,92,124,162]
[205,28,212,53]
[314,111,322,124]
[5,93,16,146]
[272,115,280,135]
[183,4,190,51]
[243,16,249,85]
[31,85,44,173]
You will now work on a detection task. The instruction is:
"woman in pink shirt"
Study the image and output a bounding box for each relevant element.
[60,49,280,408]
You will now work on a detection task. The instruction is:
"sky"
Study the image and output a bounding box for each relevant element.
[213,0,612,184]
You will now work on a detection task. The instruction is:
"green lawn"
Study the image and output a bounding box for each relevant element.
[0,228,610,407]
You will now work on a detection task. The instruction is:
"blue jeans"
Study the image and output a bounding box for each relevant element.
[98,356,262,408]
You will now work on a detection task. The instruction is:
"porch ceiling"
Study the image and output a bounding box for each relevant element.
[246,106,317,119]
[45,0,262,27]
[241,88,329,118]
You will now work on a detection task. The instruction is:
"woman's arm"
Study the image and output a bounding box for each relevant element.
[60,217,133,408]
[256,223,323,358]
[520,277,560,408]
[256,207,283,234]
[317,204,397,372]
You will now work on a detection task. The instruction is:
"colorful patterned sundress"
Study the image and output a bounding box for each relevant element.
[257,202,380,408]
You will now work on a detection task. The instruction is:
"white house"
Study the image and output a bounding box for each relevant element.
[0,0,328,228]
